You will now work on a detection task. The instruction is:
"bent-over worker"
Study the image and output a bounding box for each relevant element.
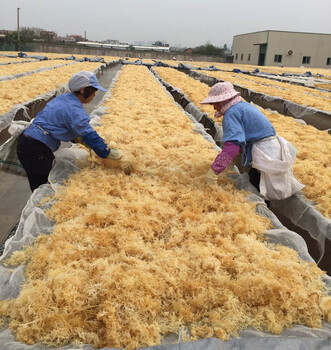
[17,71,132,191]
[201,82,304,201]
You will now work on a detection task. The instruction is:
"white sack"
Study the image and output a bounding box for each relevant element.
[0,121,31,176]
[252,136,304,200]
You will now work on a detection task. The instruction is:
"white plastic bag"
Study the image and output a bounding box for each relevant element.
[252,136,304,200]
[0,121,30,176]
[8,120,31,136]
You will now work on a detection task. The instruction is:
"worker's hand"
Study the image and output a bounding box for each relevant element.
[119,155,133,175]
[72,137,84,144]
[73,137,87,147]
[103,149,133,175]
[205,168,219,185]
[107,148,123,160]
[74,137,82,143]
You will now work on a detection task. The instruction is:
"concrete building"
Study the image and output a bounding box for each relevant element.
[40,30,57,42]
[232,30,331,68]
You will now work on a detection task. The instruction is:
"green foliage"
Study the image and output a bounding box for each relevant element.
[153,41,165,46]
[192,42,227,56]
[6,27,41,43]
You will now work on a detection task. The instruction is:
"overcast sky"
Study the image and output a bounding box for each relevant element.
[1,0,330,47]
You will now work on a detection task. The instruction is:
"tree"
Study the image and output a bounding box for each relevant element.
[192,42,226,56]
[153,41,165,47]
[6,27,42,44]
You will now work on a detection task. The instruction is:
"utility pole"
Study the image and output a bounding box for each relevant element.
[16,7,20,51]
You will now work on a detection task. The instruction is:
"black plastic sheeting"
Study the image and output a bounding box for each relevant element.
[154,61,174,67]
[0,61,121,145]
[17,52,48,60]
[0,59,38,66]
[183,70,331,132]
[87,57,105,62]
[181,65,328,90]
[57,56,105,62]
[178,63,196,70]
[152,69,221,146]
[62,57,105,63]
[0,66,330,350]
[150,67,331,274]
[2,52,106,63]
[121,61,219,72]
[232,70,331,92]
[177,63,220,72]
[122,59,158,68]
[0,62,78,82]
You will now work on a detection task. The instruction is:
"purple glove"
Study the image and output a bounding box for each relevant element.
[211,142,240,175]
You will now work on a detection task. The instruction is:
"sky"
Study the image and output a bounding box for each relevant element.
[1,0,330,48]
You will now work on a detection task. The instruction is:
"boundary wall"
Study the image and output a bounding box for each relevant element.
[27,44,228,63]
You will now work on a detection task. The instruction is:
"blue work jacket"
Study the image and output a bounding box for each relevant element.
[24,93,110,158]
[222,101,276,167]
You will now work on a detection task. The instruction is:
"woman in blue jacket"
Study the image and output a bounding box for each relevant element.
[17,71,132,191]
[201,82,303,201]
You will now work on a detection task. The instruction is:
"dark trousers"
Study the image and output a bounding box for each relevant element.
[248,167,261,192]
[248,167,270,208]
[17,134,55,192]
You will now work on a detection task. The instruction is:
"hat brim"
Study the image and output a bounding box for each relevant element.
[89,74,108,92]
[91,83,107,92]
[201,90,240,104]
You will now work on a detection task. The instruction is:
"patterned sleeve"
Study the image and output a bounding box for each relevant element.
[211,142,240,174]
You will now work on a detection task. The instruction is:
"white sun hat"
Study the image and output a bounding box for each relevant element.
[68,71,107,92]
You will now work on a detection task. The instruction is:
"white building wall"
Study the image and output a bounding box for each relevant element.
[232,31,268,66]
[232,30,331,68]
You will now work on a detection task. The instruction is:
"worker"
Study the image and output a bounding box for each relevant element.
[17,71,133,192]
[201,82,304,201]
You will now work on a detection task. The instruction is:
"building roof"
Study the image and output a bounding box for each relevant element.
[234,30,331,37]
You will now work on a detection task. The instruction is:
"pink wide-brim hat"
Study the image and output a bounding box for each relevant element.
[201,82,240,104]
